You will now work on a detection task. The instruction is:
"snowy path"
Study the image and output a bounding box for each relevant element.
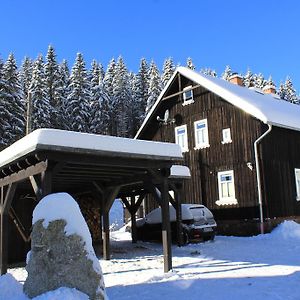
[6,221,300,300]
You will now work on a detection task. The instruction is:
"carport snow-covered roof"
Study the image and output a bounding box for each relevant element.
[135,66,300,138]
[0,129,182,169]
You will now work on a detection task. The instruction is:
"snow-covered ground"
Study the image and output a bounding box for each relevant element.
[3,220,300,300]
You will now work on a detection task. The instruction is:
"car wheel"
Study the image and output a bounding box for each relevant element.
[204,233,215,242]
[182,230,189,245]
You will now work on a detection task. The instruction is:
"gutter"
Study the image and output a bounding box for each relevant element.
[254,124,272,234]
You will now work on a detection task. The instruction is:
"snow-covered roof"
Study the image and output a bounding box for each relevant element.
[170,165,191,179]
[135,66,300,138]
[0,129,182,168]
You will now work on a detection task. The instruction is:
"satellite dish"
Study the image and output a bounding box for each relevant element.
[164,109,170,122]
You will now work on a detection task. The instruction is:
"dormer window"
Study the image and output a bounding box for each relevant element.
[182,86,194,105]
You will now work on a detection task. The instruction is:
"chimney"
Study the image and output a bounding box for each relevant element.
[262,85,276,95]
[229,74,244,86]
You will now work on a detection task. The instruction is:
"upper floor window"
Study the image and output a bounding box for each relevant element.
[222,128,232,144]
[295,168,300,201]
[182,86,194,105]
[216,170,238,206]
[175,125,188,152]
[194,119,209,149]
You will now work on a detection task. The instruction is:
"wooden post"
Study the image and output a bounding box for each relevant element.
[102,211,110,260]
[130,196,137,243]
[0,183,17,275]
[102,186,120,260]
[40,169,52,199]
[0,212,8,275]
[161,175,172,272]
[99,200,103,245]
[175,184,183,246]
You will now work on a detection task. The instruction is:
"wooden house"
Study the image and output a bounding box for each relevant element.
[135,67,300,235]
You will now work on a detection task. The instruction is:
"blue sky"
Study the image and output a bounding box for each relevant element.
[1,0,300,89]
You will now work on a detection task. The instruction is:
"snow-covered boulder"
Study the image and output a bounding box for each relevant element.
[23,193,106,300]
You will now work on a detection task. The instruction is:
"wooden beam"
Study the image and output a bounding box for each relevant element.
[162,84,201,102]
[45,152,178,170]
[2,183,17,214]
[0,161,47,188]
[121,196,132,213]
[104,186,121,213]
[145,181,162,206]
[9,208,30,243]
[161,176,172,272]
[29,175,41,199]
[92,181,105,196]
[132,193,145,214]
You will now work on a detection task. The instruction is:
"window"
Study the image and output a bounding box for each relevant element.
[216,170,238,206]
[182,86,194,105]
[222,128,232,144]
[295,169,300,201]
[194,119,209,149]
[175,125,188,152]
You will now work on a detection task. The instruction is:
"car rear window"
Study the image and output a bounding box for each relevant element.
[189,206,214,219]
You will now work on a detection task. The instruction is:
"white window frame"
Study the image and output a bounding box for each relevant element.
[221,128,232,144]
[175,125,188,152]
[216,170,238,206]
[295,168,300,201]
[194,119,210,149]
[182,85,194,106]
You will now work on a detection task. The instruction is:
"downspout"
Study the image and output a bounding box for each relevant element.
[254,124,272,234]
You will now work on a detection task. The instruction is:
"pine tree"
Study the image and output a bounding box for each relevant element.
[103,58,116,135]
[186,57,195,70]
[278,82,286,100]
[19,57,33,106]
[222,65,233,81]
[56,59,70,129]
[133,58,149,128]
[98,63,105,83]
[284,77,298,104]
[29,55,51,130]
[253,73,265,89]
[112,56,131,137]
[162,57,175,86]
[146,61,162,113]
[243,69,254,88]
[90,60,105,134]
[200,68,217,77]
[127,72,137,137]
[3,54,25,144]
[44,45,61,128]
[0,63,11,147]
[67,53,91,132]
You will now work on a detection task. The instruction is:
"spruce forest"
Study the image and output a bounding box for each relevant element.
[0,45,298,150]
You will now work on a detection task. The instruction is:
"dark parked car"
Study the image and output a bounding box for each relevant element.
[134,204,217,244]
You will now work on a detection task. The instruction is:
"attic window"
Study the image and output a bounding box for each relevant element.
[221,128,232,144]
[182,86,194,105]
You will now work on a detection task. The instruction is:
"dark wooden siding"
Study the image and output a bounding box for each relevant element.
[140,77,266,221]
[261,126,300,218]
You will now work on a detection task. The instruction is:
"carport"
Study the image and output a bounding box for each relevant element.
[0,129,184,274]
